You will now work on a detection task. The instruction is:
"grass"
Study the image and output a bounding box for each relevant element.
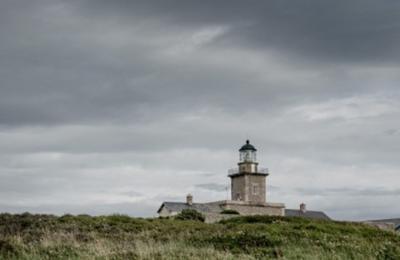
[0,213,399,259]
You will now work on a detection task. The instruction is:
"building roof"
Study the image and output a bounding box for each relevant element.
[239,140,257,152]
[367,218,400,225]
[367,218,400,231]
[157,202,223,214]
[285,209,331,220]
[158,201,330,221]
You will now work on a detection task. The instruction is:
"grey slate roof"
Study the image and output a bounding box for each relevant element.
[368,218,400,225]
[368,218,400,230]
[157,202,223,214]
[285,209,331,220]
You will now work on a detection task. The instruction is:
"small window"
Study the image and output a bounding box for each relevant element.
[252,183,259,195]
[236,193,241,200]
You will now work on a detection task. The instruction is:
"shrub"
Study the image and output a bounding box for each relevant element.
[0,239,16,255]
[175,209,205,222]
[220,209,240,215]
[0,213,400,259]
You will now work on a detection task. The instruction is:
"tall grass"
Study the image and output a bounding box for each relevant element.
[0,213,398,259]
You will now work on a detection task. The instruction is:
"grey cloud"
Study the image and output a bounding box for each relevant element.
[384,129,399,136]
[152,194,182,202]
[117,190,142,197]
[1,0,400,127]
[76,0,400,64]
[195,183,227,192]
[0,0,399,221]
[0,202,156,217]
[294,187,400,197]
[268,186,282,192]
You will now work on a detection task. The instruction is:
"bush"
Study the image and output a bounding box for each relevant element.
[203,231,283,257]
[0,213,399,259]
[220,209,240,215]
[175,209,205,222]
[0,239,16,255]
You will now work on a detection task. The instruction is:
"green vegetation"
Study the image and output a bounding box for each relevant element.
[0,213,399,259]
[175,209,205,222]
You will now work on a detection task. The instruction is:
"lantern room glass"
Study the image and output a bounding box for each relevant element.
[240,150,256,162]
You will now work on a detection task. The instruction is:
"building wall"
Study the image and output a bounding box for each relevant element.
[158,207,178,217]
[239,162,258,173]
[204,213,239,223]
[363,222,395,231]
[231,175,246,201]
[223,203,284,216]
[246,175,266,203]
[231,174,266,203]
[158,201,285,222]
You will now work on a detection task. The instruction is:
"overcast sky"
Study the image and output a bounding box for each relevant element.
[1,0,400,221]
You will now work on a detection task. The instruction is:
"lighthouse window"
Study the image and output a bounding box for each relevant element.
[236,193,241,200]
[252,183,259,195]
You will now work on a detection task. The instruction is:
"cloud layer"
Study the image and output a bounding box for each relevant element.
[1,0,400,220]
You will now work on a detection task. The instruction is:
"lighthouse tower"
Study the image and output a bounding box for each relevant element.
[229,140,269,203]
[157,139,286,220]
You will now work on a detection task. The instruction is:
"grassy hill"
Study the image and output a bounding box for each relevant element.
[0,213,399,259]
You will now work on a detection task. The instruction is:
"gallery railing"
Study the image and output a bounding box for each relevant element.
[228,167,269,175]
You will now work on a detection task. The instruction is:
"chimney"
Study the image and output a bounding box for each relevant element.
[300,203,306,213]
[186,194,193,205]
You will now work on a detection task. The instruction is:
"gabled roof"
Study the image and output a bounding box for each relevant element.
[285,209,331,220]
[157,202,223,214]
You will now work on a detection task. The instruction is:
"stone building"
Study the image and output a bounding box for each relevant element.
[285,203,330,220]
[230,140,267,203]
[363,218,400,232]
[157,140,329,222]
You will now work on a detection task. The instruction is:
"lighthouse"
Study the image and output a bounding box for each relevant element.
[229,140,269,203]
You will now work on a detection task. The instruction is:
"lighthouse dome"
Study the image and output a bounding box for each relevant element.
[239,140,257,152]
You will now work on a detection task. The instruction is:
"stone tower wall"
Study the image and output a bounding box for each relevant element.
[245,174,266,203]
[238,162,258,173]
[231,174,266,203]
[231,175,246,201]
